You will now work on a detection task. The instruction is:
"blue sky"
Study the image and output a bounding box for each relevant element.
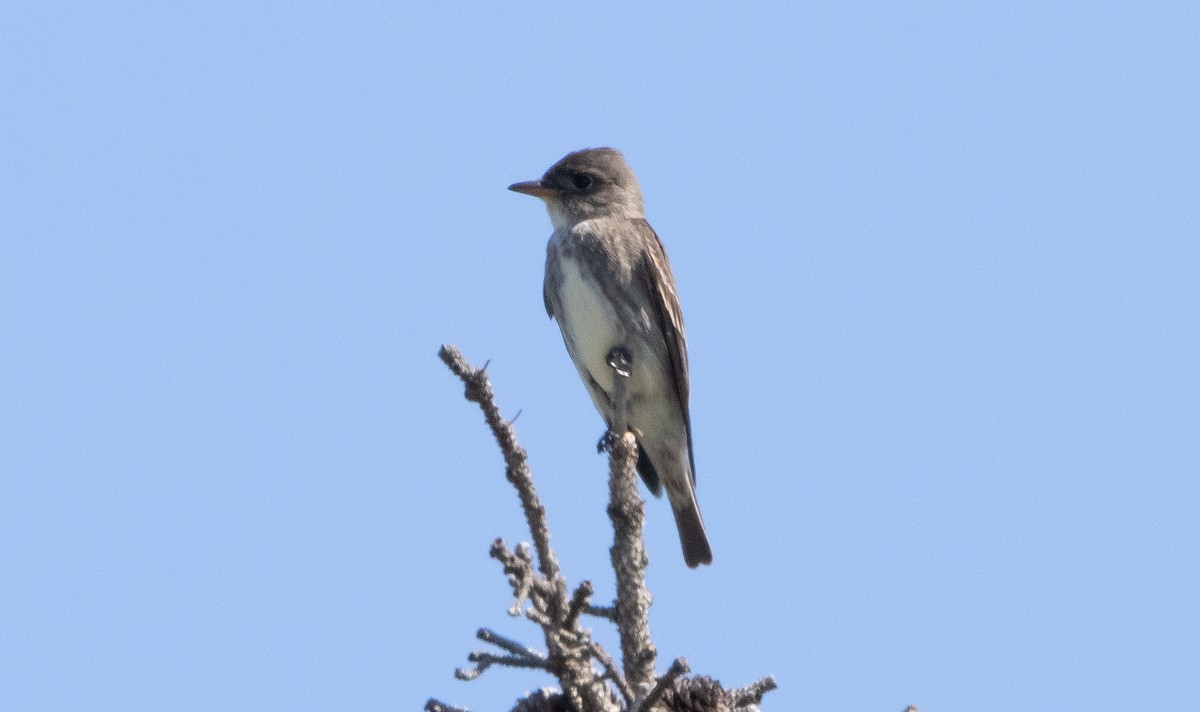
[3,2,1197,710]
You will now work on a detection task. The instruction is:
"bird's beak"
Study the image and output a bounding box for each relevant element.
[508,180,557,199]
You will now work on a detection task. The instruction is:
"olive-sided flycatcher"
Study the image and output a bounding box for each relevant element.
[509,148,713,568]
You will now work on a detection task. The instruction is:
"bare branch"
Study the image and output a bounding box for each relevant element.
[439,344,563,589]
[583,603,617,621]
[607,430,656,690]
[478,627,548,662]
[564,580,595,629]
[491,539,538,616]
[635,657,690,712]
[456,650,550,681]
[436,345,776,712]
[440,346,620,712]
[425,699,470,712]
[451,628,549,681]
[590,642,634,706]
[730,675,779,708]
[597,345,658,695]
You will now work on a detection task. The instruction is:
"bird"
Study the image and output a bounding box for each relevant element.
[508,147,713,568]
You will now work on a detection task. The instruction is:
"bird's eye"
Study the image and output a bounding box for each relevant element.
[571,174,593,190]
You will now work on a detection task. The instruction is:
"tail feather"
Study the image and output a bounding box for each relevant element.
[635,443,662,496]
[672,499,713,568]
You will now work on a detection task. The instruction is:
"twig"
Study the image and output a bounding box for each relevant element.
[424,699,470,712]
[635,657,690,712]
[478,627,548,661]
[729,675,779,707]
[590,642,634,705]
[456,651,550,681]
[490,539,537,616]
[439,344,563,589]
[454,628,549,681]
[584,603,617,622]
[564,580,595,629]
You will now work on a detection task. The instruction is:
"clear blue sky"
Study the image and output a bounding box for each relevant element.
[3,2,1197,711]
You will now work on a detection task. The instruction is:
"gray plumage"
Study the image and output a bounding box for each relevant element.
[509,147,713,568]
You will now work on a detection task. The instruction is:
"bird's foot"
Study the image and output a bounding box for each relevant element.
[606,346,632,378]
[601,346,633,453]
[597,430,621,454]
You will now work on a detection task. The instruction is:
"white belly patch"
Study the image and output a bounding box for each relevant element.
[557,256,622,394]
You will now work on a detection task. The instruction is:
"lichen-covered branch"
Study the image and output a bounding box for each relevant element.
[636,657,689,712]
[434,345,778,712]
[425,699,470,712]
[729,675,779,708]
[607,431,655,692]
[438,345,562,588]
[455,628,551,680]
[438,345,619,712]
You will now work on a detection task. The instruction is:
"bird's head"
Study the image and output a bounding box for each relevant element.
[509,147,645,229]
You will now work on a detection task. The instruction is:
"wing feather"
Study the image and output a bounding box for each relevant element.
[632,219,696,482]
[543,240,560,319]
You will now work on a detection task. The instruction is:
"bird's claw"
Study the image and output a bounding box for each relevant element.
[597,430,621,454]
[606,346,632,378]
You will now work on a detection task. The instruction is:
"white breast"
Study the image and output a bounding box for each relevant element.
[557,256,621,393]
